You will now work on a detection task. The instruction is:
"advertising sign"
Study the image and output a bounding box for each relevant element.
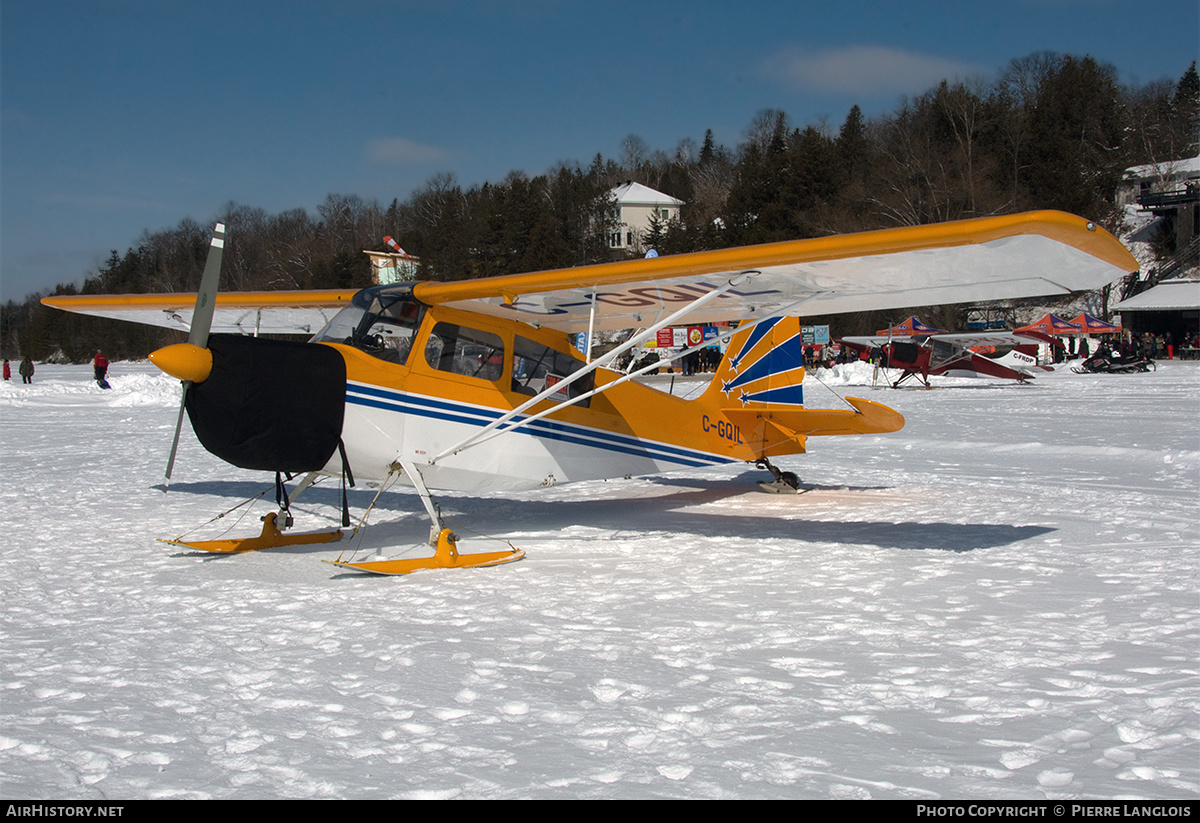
[801,325,830,345]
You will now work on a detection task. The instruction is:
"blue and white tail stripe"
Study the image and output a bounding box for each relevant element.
[737,384,806,406]
[722,318,806,406]
[727,316,782,372]
[346,382,730,469]
[722,331,806,395]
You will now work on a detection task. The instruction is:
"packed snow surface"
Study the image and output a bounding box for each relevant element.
[1,362,1197,799]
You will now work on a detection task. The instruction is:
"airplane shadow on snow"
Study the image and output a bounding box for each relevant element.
[158,468,1053,556]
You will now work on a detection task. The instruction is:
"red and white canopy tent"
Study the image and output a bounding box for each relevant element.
[1013,314,1083,336]
[874,316,948,337]
[1068,313,1121,335]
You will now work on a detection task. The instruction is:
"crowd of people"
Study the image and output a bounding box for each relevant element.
[4,325,1197,391]
[1078,329,1198,361]
[1,357,37,384]
[2,351,109,386]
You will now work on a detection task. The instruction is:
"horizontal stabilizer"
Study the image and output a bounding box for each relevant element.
[724,396,904,443]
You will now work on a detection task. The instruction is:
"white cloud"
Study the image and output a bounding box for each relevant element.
[364,137,448,165]
[763,45,986,97]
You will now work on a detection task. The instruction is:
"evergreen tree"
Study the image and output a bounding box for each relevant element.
[1174,61,1199,154]
[1024,55,1126,220]
[643,208,667,252]
[835,105,869,183]
[699,129,716,166]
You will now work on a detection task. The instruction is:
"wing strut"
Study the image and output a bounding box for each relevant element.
[428,272,766,464]
[429,287,832,461]
[585,290,597,364]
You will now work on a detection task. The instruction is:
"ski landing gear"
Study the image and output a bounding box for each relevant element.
[326,461,525,576]
[158,472,344,554]
[329,526,524,575]
[755,458,802,494]
[160,511,343,554]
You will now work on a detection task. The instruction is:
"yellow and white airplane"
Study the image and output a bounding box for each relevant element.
[43,211,1138,574]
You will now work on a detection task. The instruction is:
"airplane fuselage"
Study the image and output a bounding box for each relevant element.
[325,303,752,493]
[277,281,911,494]
[335,349,743,492]
[155,283,903,497]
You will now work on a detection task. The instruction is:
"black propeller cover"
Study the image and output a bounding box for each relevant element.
[186,334,347,473]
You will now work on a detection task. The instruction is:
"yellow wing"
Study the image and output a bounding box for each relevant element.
[41,289,358,336]
[413,211,1137,333]
[43,211,1137,334]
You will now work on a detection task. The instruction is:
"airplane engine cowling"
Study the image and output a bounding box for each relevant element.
[186,334,346,473]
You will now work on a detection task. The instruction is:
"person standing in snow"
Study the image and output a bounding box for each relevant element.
[93,350,109,384]
[2,359,10,380]
[19,356,34,384]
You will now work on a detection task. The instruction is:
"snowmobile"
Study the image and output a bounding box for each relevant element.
[1071,351,1156,374]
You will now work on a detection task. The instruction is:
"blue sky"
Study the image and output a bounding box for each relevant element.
[2,0,1197,300]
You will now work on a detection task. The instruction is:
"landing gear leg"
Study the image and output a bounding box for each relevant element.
[755,458,801,494]
[398,460,449,548]
[272,471,322,532]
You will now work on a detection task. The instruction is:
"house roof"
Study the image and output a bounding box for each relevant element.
[1122,155,1200,182]
[610,181,684,207]
[1111,279,1200,311]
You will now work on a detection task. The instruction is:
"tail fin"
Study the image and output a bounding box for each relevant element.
[702,317,808,407]
[699,317,903,460]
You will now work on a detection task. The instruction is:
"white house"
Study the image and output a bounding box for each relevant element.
[607,181,684,253]
[1117,155,1200,207]
[1119,154,1200,256]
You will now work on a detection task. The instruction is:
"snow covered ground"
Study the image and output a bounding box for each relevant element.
[1,361,1196,799]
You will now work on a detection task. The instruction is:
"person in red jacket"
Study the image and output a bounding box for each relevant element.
[93,351,109,383]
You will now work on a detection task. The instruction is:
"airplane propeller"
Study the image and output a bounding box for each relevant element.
[149,221,348,499]
[159,222,225,491]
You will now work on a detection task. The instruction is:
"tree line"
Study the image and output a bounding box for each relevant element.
[4,54,1196,362]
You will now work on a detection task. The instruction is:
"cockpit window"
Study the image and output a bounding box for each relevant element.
[425,323,506,382]
[511,335,592,406]
[311,284,424,364]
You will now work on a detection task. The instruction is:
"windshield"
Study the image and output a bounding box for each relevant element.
[311,283,425,364]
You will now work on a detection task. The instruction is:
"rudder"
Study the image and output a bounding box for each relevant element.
[703,316,807,407]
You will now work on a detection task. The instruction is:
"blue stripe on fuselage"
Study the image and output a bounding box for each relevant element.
[345,382,729,468]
